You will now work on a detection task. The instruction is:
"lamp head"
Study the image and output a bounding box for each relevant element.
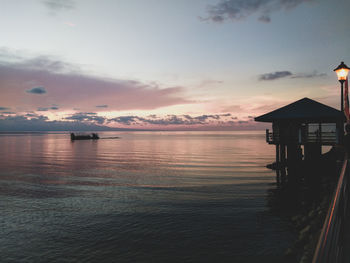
[334,61,350,82]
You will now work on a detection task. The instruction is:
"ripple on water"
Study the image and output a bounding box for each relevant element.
[0,131,293,263]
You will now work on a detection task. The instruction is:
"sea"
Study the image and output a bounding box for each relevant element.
[0,131,294,263]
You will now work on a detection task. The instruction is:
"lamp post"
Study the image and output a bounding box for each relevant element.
[334,61,350,112]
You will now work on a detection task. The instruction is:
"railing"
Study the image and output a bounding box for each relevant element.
[266,130,337,145]
[266,130,280,144]
[305,132,337,144]
[312,152,349,263]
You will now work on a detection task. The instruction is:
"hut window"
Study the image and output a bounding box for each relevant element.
[308,124,319,133]
[321,123,336,133]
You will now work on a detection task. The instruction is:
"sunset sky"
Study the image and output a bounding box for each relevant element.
[1,0,350,130]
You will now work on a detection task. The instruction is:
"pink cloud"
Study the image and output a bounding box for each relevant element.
[0,57,192,112]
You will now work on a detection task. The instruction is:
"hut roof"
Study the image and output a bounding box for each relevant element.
[254,97,344,123]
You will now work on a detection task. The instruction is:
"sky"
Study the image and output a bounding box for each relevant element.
[0,0,350,131]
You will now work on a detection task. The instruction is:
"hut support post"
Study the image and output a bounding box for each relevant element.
[287,144,302,164]
[280,144,286,165]
[336,121,344,144]
[276,145,280,165]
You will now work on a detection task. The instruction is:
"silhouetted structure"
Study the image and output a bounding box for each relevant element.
[70,133,99,140]
[255,98,344,182]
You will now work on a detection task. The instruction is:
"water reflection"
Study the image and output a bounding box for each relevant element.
[0,131,294,263]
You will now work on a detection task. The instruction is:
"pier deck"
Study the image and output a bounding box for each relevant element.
[312,154,350,263]
[343,217,350,263]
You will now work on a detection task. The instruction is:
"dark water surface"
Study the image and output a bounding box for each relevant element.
[0,131,293,262]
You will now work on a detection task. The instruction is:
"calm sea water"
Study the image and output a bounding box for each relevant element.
[0,131,293,263]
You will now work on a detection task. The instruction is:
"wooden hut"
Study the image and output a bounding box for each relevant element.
[255,98,344,166]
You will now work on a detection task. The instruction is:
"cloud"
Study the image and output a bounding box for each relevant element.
[25,113,44,118]
[26,87,47,94]
[108,113,233,126]
[0,51,192,112]
[0,107,10,111]
[107,113,266,130]
[0,112,264,131]
[0,114,116,132]
[0,47,22,62]
[109,116,141,126]
[0,49,79,73]
[259,71,292,80]
[37,107,49,111]
[291,72,327,79]
[258,15,271,23]
[259,70,327,81]
[37,106,59,111]
[202,0,312,23]
[43,0,75,13]
[18,55,78,73]
[65,112,106,124]
[96,105,108,108]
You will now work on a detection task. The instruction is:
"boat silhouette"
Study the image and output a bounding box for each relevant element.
[70,133,99,140]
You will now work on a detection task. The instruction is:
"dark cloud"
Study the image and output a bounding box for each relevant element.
[259,71,293,80]
[202,0,312,23]
[37,107,49,111]
[37,106,59,111]
[109,116,140,125]
[43,0,75,13]
[26,87,47,94]
[0,112,258,131]
[109,113,233,126]
[194,114,220,121]
[0,114,117,132]
[291,72,327,79]
[65,112,106,124]
[152,115,187,125]
[258,15,271,23]
[96,105,108,108]
[259,70,327,81]
[25,113,40,118]
[0,107,10,111]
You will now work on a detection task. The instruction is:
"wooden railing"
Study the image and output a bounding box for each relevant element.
[266,130,280,144]
[266,130,337,145]
[306,132,337,144]
[312,153,349,263]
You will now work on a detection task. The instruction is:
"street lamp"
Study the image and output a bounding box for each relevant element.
[334,61,350,112]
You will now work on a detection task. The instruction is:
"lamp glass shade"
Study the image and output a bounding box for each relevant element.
[335,68,349,81]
